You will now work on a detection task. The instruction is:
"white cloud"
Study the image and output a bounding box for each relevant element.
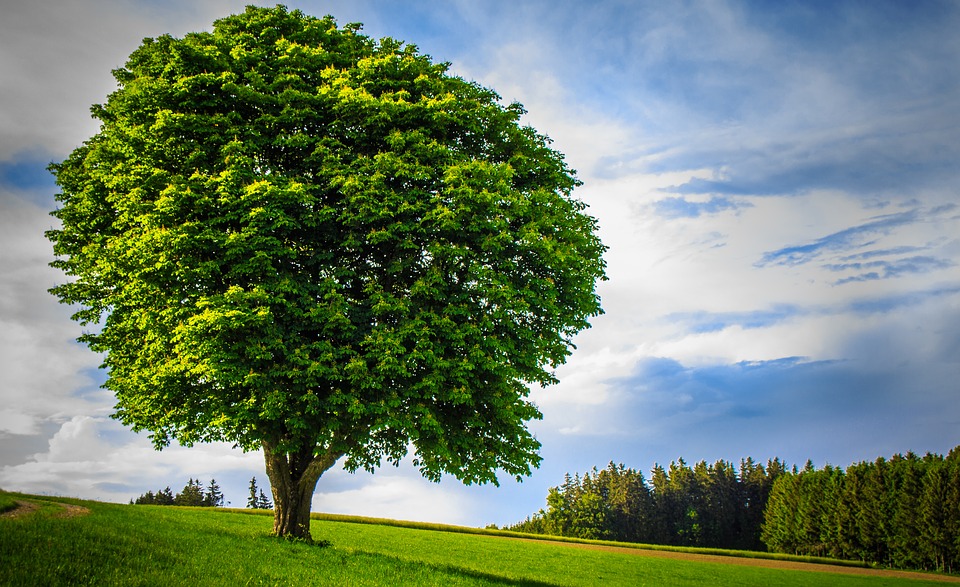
[40,415,108,463]
[0,190,106,431]
[314,471,476,525]
[0,1,244,160]
[2,0,959,527]
[0,410,40,436]
[0,415,263,502]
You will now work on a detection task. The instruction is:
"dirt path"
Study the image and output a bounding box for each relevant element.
[0,500,90,519]
[510,537,960,583]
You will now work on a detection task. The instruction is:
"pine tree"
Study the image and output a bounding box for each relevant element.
[668,459,701,546]
[761,473,799,554]
[920,460,952,572]
[835,464,864,561]
[650,463,674,545]
[175,478,206,506]
[571,469,609,540]
[598,462,652,543]
[134,490,156,505]
[543,473,578,537]
[205,479,224,507]
[796,469,825,556]
[818,465,846,559]
[247,477,260,509]
[258,489,273,510]
[154,486,175,505]
[857,458,891,565]
[891,452,923,569]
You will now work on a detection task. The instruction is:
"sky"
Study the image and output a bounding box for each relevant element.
[1,0,958,528]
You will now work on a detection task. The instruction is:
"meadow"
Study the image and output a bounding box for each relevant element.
[1,491,956,586]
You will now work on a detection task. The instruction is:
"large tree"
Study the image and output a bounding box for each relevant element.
[48,5,606,540]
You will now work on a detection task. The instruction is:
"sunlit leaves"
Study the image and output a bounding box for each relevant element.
[48,5,605,486]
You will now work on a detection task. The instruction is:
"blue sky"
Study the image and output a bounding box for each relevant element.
[1,0,958,527]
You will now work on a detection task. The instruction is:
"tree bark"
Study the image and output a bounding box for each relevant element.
[262,440,342,541]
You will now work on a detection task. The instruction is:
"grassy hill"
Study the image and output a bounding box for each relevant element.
[1,491,955,586]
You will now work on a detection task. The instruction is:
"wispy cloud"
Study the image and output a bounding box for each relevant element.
[664,305,802,333]
[659,286,960,339]
[652,195,751,219]
[838,244,938,262]
[757,208,923,267]
[3,0,960,527]
[579,1,960,202]
[845,284,960,316]
[753,203,958,288]
[542,339,960,467]
[829,256,955,285]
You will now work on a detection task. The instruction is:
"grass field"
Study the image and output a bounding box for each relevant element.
[1,491,955,586]
[0,490,18,514]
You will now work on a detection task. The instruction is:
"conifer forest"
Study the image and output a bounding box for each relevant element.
[508,447,960,573]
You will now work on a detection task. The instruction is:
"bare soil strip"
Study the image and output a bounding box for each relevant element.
[0,501,39,519]
[0,500,90,519]
[511,537,960,583]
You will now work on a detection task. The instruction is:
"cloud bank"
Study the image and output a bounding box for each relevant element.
[1,0,958,526]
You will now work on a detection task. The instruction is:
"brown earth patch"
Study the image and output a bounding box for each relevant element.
[511,537,960,583]
[0,500,40,519]
[55,502,91,518]
[0,500,90,519]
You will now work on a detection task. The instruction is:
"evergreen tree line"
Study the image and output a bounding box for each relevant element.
[506,458,786,551]
[761,449,960,572]
[246,476,273,510]
[132,478,224,507]
[132,476,273,510]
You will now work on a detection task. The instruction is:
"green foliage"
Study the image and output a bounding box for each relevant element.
[510,458,785,551]
[205,478,225,507]
[175,478,205,506]
[0,491,17,514]
[134,486,176,506]
[133,478,222,507]
[247,476,272,510]
[762,448,960,573]
[47,5,605,526]
[1,494,938,586]
[247,477,259,509]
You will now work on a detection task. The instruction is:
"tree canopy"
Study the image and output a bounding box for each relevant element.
[47,5,606,538]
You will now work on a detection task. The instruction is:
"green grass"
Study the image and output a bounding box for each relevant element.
[307,511,873,569]
[0,490,18,514]
[0,493,952,586]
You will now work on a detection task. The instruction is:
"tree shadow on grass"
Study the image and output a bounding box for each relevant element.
[354,549,564,587]
[262,534,334,548]
[255,534,564,586]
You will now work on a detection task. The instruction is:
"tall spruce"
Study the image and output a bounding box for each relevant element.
[258,489,273,510]
[247,477,261,510]
[156,487,175,506]
[509,456,785,550]
[205,479,224,507]
[175,478,205,506]
[761,447,960,573]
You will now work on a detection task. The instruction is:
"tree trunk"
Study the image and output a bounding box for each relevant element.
[262,440,341,541]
